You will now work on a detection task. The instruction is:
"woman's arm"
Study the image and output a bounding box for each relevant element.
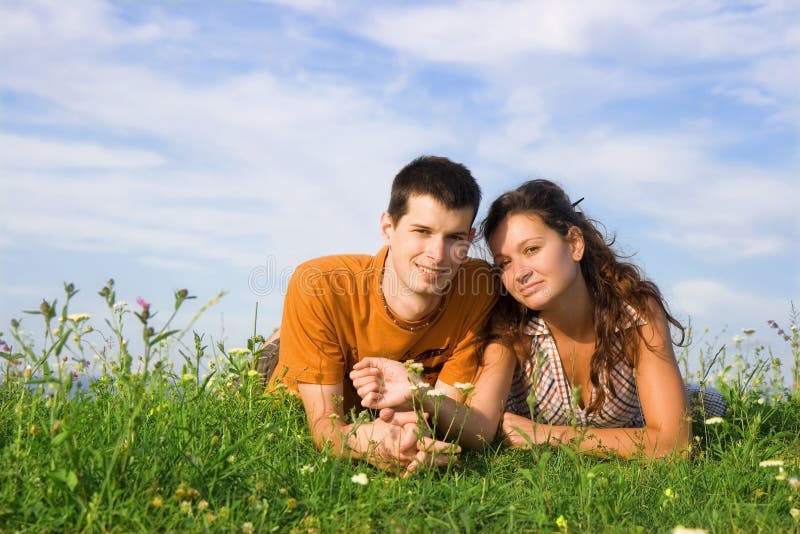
[426,342,516,449]
[503,300,690,459]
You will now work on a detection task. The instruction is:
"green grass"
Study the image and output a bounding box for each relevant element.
[1,282,799,533]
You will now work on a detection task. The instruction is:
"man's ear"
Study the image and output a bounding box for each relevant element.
[567,226,584,261]
[380,211,395,246]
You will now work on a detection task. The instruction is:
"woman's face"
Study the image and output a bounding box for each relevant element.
[488,212,584,311]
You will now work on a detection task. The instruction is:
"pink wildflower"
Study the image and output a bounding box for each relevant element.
[136,297,151,310]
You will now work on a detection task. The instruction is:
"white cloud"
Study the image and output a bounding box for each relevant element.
[670,279,791,328]
[137,256,204,272]
[0,0,190,53]
[0,134,165,170]
[356,1,796,65]
[479,126,799,260]
[0,284,53,299]
[0,1,456,274]
[359,1,598,62]
[1,0,797,348]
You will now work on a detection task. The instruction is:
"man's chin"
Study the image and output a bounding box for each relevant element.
[412,279,453,296]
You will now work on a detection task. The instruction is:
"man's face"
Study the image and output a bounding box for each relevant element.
[381,194,475,300]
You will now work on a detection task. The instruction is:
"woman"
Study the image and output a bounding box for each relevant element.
[482,179,691,458]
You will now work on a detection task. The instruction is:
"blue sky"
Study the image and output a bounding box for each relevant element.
[1,0,798,365]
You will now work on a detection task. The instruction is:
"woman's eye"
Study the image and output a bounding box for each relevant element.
[525,246,539,255]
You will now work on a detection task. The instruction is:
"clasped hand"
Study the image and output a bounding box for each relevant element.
[349,358,457,473]
[369,408,460,475]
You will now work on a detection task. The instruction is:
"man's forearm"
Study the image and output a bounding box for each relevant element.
[307,413,416,471]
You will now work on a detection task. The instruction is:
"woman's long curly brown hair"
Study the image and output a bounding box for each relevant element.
[479,179,685,416]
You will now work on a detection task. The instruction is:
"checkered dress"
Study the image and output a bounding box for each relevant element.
[505,313,727,426]
[506,312,646,428]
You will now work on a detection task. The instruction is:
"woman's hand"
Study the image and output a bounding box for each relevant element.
[502,412,538,448]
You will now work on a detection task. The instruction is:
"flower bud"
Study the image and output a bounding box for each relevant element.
[40,300,51,314]
[10,319,19,328]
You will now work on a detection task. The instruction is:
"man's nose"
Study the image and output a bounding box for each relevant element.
[426,237,446,264]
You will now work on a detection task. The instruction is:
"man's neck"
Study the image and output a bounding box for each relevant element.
[381,267,443,322]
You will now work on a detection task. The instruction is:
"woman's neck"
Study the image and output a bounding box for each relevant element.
[541,274,594,342]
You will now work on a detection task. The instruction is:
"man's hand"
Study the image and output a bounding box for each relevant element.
[298,382,460,475]
[350,357,418,410]
[370,408,461,475]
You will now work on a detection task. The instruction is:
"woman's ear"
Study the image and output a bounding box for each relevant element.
[567,226,585,261]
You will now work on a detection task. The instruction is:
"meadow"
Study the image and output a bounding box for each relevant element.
[1,281,798,533]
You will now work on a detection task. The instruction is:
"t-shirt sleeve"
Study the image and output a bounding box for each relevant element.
[273,264,346,387]
[437,270,499,387]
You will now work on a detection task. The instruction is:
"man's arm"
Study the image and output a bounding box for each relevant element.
[297,381,460,472]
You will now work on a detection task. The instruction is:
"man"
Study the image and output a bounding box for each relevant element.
[260,156,497,473]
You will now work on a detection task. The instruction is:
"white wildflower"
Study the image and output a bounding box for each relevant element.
[454,382,475,394]
[404,361,424,373]
[350,472,369,486]
[776,467,787,481]
[113,301,127,309]
[67,313,91,323]
[246,369,260,377]
[758,459,784,468]
[788,477,800,490]
[408,382,430,392]
[732,335,744,344]
[672,527,708,534]
[704,417,724,425]
[790,508,800,521]
[426,389,447,398]
[300,464,315,475]
[742,328,755,335]
[227,348,251,357]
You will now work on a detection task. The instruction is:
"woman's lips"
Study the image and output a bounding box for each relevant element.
[518,280,544,296]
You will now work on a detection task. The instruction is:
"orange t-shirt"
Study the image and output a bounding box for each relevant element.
[272,246,498,412]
